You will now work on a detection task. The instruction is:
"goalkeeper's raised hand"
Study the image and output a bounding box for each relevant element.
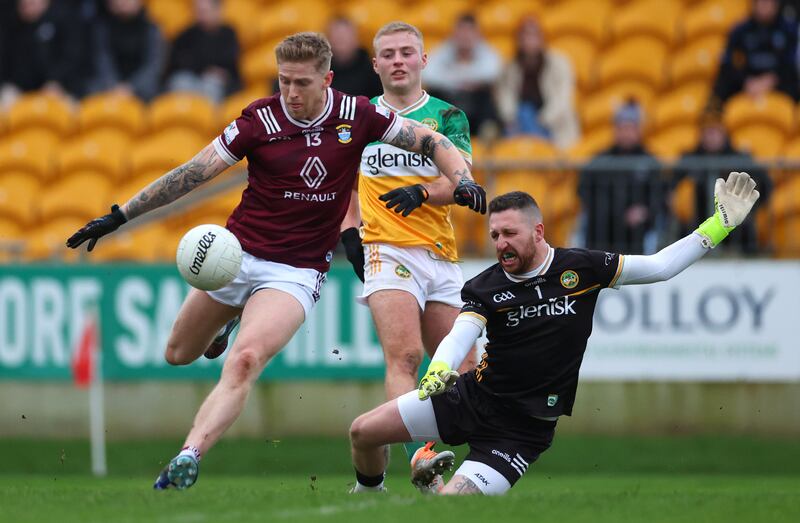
[695,171,760,248]
[66,204,128,251]
[418,361,459,400]
[453,179,487,214]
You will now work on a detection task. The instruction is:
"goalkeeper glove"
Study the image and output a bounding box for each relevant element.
[453,179,487,214]
[418,361,459,400]
[340,227,365,282]
[695,171,760,248]
[379,184,428,217]
[66,204,127,251]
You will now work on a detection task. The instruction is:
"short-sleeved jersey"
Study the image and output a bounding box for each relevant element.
[461,247,625,417]
[212,88,401,272]
[358,93,471,261]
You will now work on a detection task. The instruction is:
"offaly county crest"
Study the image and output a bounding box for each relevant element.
[337,124,352,144]
[560,270,579,289]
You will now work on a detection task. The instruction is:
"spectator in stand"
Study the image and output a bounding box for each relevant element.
[494,16,579,149]
[0,0,87,108]
[711,0,799,104]
[164,0,241,103]
[672,111,771,254]
[578,101,663,254]
[423,13,502,135]
[327,16,381,99]
[88,0,165,101]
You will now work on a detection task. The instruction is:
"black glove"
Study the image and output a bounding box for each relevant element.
[379,184,429,217]
[453,179,487,214]
[340,227,365,282]
[66,204,128,251]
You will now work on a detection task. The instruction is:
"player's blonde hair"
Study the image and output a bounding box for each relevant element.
[372,21,424,54]
[275,32,332,73]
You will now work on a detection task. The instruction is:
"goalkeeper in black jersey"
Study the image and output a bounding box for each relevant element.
[347,172,760,495]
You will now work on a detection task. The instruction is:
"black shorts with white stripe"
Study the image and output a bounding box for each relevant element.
[430,372,557,487]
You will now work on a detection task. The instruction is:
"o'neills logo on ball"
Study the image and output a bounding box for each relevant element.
[190,232,217,275]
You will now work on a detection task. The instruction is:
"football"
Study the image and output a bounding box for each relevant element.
[176,224,243,291]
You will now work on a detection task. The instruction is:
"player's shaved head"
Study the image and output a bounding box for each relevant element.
[489,191,542,224]
[276,32,333,73]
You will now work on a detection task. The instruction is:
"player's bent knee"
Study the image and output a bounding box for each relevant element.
[349,413,371,447]
[224,347,265,385]
[164,340,193,366]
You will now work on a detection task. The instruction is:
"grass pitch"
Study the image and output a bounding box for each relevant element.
[1,436,798,523]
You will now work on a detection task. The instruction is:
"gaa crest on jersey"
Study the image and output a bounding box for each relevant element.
[336,124,352,144]
[421,117,438,131]
[223,121,239,145]
[395,264,411,279]
[560,270,579,289]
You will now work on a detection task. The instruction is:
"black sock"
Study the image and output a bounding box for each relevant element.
[355,468,384,487]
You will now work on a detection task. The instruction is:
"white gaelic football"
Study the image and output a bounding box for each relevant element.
[176,224,242,291]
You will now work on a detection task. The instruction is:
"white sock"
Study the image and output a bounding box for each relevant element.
[179,446,201,461]
[352,481,385,492]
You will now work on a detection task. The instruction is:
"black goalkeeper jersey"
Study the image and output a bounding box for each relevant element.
[461,247,624,417]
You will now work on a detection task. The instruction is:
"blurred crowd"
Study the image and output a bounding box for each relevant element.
[0,0,796,256]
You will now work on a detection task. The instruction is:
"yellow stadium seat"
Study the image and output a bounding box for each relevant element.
[145,0,192,40]
[580,81,656,134]
[492,136,560,163]
[77,92,146,137]
[340,0,403,44]
[0,217,24,260]
[6,93,74,137]
[451,204,487,256]
[668,35,725,87]
[0,174,40,226]
[219,88,271,129]
[683,0,749,41]
[91,222,171,262]
[128,130,206,184]
[222,0,261,50]
[723,92,795,136]
[609,0,682,47]
[565,127,613,161]
[486,35,515,62]
[650,82,710,133]
[671,177,696,224]
[56,135,128,182]
[403,0,474,39]
[596,36,668,90]
[731,124,786,159]
[148,93,218,138]
[26,217,87,261]
[476,0,543,35]
[181,187,245,225]
[39,172,112,223]
[770,175,800,220]
[772,214,800,258]
[256,0,331,41]
[540,0,611,48]
[646,124,699,161]
[0,136,53,181]
[241,40,281,91]
[550,35,597,92]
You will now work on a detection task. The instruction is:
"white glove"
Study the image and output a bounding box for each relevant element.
[695,171,760,248]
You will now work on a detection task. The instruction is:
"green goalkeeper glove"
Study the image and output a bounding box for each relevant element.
[695,171,760,248]
[418,361,459,400]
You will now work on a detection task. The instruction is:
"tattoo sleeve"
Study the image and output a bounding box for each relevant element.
[388,120,423,150]
[449,476,483,495]
[123,144,227,220]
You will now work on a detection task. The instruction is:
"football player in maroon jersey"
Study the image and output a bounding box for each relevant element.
[66,32,486,490]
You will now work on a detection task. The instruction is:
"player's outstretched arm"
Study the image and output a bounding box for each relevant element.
[418,315,484,400]
[617,171,760,286]
[66,143,230,251]
[385,117,486,214]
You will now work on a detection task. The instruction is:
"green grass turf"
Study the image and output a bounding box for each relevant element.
[1,436,798,523]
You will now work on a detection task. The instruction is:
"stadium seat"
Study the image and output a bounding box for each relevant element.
[124,129,206,190]
[650,82,710,134]
[340,0,403,44]
[148,93,218,139]
[476,0,543,35]
[549,35,597,92]
[730,124,786,159]
[776,137,800,187]
[90,222,172,262]
[646,124,699,161]
[723,92,795,136]
[609,0,682,47]
[769,174,800,221]
[219,88,271,129]
[486,35,516,62]
[540,0,610,48]
[145,0,192,40]
[255,0,331,41]
[596,36,668,90]
[580,81,656,134]
[26,216,88,261]
[77,92,146,137]
[671,177,696,224]
[222,0,261,50]
[0,217,24,262]
[0,135,53,181]
[180,187,244,226]
[682,0,750,42]
[0,173,40,226]
[668,35,725,87]
[56,134,128,182]
[772,214,800,258]
[451,204,487,256]
[404,0,474,39]
[241,40,282,91]
[6,93,74,137]
[39,172,112,223]
[565,127,614,161]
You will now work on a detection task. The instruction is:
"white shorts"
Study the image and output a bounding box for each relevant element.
[358,243,463,310]
[206,252,326,320]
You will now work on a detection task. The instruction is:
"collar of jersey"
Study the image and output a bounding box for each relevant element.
[279,87,333,128]
[503,245,554,282]
[378,91,429,115]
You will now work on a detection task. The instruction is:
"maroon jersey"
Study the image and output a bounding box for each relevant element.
[213,88,401,272]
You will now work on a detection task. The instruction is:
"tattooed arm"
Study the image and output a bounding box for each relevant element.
[122,142,230,220]
[386,117,475,194]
